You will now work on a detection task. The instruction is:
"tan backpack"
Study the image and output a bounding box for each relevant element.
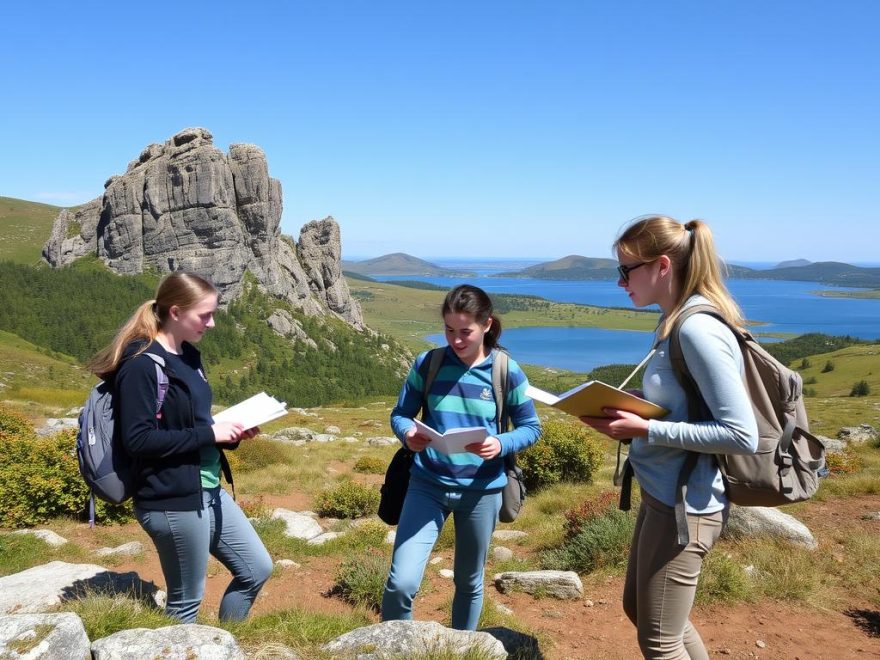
[667,305,827,544]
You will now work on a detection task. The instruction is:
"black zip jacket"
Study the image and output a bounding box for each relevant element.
[115,340,230,511]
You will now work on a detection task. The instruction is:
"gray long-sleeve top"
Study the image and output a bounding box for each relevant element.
[631,296,759,513]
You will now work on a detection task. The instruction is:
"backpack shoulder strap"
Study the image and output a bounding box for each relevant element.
[143,352,170,414]
[491,349,510,434]
[418,348,446,421]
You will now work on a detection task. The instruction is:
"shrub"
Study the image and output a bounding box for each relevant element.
[803,376,818,385]
[850,380,871,397]
[329,548,389,611]
[799,358,811,369]
[562,491,619,539]
[232,438,293,474]
[0,406,32,438]
[541,508,634,574]
[803,387,817,397]
[353,456,387,474]
[825,450,863,477]
[518,419,604,492]
[695,551,754,605]
[316,480,380,518]
[821,360,835,373]
[0,427,131,527]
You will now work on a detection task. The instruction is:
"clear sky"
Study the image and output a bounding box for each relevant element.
[2,1,877,263]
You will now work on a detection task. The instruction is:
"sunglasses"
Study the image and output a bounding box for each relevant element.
[617,261,649,283]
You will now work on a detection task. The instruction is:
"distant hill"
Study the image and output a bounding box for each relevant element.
[342,253,476,277]
[493,255,619,280]
[775,259,812,269]
[0,197,62,264]
[495,254,880,288]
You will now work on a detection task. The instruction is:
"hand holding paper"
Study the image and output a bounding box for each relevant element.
[213,392,289,431]
[412,419,488,455]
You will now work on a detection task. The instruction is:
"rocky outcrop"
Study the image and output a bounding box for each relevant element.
[0,613,91,659]
[91,624,245,659]
[43,128,364,330]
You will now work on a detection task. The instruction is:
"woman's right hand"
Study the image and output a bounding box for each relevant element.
[212,421,247,444]
[404,427,431,452]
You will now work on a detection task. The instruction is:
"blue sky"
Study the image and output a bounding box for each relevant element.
[2,1,878,262]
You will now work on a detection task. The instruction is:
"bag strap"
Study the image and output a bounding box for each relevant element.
[490,349,516,470]
[143,353,170,416]
[419,347,446,422]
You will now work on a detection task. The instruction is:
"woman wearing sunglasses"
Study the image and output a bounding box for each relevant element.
[581,215,758,660]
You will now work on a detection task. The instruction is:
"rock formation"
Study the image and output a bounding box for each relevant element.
[43,128,364,329]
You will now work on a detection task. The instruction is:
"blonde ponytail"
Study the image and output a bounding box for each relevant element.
[87,272,217,379]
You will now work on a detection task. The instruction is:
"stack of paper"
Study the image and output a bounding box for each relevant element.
[412,419,488,455]
[213,392,289,430]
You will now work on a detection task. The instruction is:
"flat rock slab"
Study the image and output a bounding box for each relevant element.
[271,509,323,540]
[322,620,506,659]
[494,570,583,600]
[0,613,90,659]
[96,541,144,557]
[492,530,527,541]
[0,561,158,614]
[92,624,245,659]
[10,529,68,547]
[724,506,818,550]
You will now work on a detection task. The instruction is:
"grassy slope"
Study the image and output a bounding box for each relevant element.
[0,196,62,264]
[0,330,93,412]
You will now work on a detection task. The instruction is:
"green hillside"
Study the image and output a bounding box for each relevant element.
[494,254,619,280]
[342,252,475,277]
[0,196,62,264]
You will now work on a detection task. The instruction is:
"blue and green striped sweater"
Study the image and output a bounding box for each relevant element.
[390,347,542,490]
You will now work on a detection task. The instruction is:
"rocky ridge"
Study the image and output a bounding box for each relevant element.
[43,127,363,329]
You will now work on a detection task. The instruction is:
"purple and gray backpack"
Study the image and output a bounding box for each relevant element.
[76,353,168,525]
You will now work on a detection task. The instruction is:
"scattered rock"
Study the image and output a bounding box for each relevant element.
[584,599,594,607]
[724,506,818,550]
[860,512,880,521]
[96,542,144,558]
[491,546,513,562]
[11,529,68,547]
[324,425,341,435]
[384,530,396,545]
[429,557,444,565]
[0,613,90,659]
[492,530,527,542]
[818,436,846,454]
[308,532,341,546]
[91,623,245,659]
[275,560,301,570]
[270,427,316,443]
[0,561,158,615]
[838,424,877,445]
[495,603,514,616]
[321,620,506,659]
[494,570,583,600]
[35,418,78,436]
[367,436,398,447]
[271,509,323,540]
[756,639,767,649]
[438,569,455,579]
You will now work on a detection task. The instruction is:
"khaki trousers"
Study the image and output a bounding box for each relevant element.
[622,488,726,660]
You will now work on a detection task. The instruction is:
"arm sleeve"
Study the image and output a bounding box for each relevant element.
[117,356,215,458]
[389,355,425,443]
[497,359,542,456]
[647,314,759,454]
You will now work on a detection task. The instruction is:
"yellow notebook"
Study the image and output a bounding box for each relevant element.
[526,382,668,419]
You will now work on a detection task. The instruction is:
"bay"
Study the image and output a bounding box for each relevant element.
[378,270,880,371]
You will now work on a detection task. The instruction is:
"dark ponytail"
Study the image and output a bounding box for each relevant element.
[441,284,502,349]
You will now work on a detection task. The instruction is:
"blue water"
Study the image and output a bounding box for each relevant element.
[378,270,880,372]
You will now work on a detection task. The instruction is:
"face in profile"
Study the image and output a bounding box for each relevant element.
[169,293,218,344]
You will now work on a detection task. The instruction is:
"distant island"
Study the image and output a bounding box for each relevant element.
[342,252,476,277]
[492,255,618,280]
[496,256,880,289]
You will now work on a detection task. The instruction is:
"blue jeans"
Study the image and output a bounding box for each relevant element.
[381,477,502,630]
[135,487,273,623]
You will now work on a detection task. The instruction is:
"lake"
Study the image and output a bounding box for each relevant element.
[376,268,880,372]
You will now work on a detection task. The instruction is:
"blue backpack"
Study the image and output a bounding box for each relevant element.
[76,353,168,525]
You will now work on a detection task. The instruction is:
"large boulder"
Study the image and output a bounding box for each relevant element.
[0,561,159,614]
[42,128,363,329]
[0,613,90,659]
[724,506,818,550]
[91,624,245,659]
[321,620,506,659]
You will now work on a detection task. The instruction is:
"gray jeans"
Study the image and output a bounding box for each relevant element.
[135,487,273,623]
[622,489,726,660]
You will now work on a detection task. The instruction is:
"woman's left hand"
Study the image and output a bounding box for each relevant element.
[466,436,502,460]
[580,408,649,441]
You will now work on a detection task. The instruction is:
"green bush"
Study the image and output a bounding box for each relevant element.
[541,508,635,574]
[330,548,389,611]
[821,360,835,373]
[850,380,871,397]
[803,376,818,385]
[316,480,380,519]
[562,491,619,538]
[799,358,811,369]
[0,417,131,528]
[518,418,604,492]
[353,456,387,474]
